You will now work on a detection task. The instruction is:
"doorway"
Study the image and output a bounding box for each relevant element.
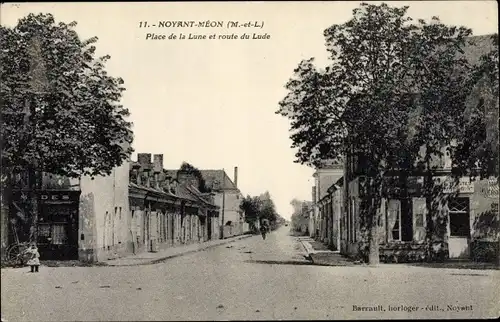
[448,198,470,259]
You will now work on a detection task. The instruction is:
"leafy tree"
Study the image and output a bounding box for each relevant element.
[453,34,499,179]
[179,162,210,192]
[239,191,280,232]
[277,3,476,265]
[290,199,311,233]
[258,191,278,223]
[239,195,262,224]
[1,13,133,244]
[1,13,133,177]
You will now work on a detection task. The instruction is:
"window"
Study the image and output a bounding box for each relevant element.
[387,199,414,242]
[38,224,51,244]
[415,213,424,227]
[449,198,470,237]
[388,200,401,241]
[392,210,401,241]
[52,224,67,245]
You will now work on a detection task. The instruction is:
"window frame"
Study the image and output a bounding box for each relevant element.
[448,197,470,238]
[388,199,402,241]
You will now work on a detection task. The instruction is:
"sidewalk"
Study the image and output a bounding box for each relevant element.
[298,237,500,270]
[104,234,255,267]
[298,237,359,266]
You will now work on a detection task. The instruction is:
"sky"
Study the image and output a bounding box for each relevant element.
[2,1,498,220]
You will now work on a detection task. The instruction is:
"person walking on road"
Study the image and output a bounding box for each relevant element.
[260,219,270,240]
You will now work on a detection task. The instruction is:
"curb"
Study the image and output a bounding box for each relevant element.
[298,239,314,261]
[106,234,255,267]
[297,238,359,266]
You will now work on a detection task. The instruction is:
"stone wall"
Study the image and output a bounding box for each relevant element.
[77,159,130,262]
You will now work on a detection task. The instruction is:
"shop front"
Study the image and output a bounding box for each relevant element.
[37,190,81,260]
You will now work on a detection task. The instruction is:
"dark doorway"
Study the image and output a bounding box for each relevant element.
[207,215,212,241]
[449,198,470,237]
[170,213,175,244]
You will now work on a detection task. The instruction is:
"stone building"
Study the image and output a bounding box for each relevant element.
[165,167,245,239]
[124,153,220,260]
[317,177,344,251]
[340,35,499,263]
[311,160,343,243]
[3,152,220,263]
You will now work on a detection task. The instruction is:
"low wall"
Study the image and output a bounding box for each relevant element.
[470,240,499,263]
[380,242,428,263]
[343,240,451,263]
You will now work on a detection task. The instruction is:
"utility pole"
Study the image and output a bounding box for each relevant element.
[220,168,225,240]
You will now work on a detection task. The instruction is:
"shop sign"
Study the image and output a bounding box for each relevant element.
[487,178,499,197]
[435,177,474,194]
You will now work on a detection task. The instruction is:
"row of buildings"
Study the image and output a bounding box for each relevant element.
[1,152,247,263]
[297,34,499,263]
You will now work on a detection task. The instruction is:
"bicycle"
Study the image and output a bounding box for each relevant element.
[6,242,30,266]
[6,220,33,266]
[260,226,269,240]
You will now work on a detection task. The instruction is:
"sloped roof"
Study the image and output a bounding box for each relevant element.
[129,181,218,209]
[165,169,239,191]
[184,185,216,206]
[175,185,200,203]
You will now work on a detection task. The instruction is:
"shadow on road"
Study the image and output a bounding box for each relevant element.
[403,262,499,271]
[244,259,317,266]
[449,273,490,276]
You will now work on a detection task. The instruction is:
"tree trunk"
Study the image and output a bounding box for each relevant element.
[0,172,12,259]
[367,217,380,265]
[423,160,435,261]
[496,197,500,267]
[28,166,38,243]
[366,175,383,266]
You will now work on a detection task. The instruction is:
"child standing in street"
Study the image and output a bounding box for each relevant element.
[25,243,40,273]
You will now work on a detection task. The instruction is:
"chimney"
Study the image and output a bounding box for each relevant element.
[170,178,178,194]
[131,162,142,185]
[153,154,163,172]
[152,154,163,189]
[137,153,152,187]
[137,153,152,168]
[234,166,238,188]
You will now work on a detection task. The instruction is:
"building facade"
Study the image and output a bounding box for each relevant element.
[3,153,221,263]
[312,160,344,245]
[339,35,499,263]
[165,167,245,239]
[291,200,311,235]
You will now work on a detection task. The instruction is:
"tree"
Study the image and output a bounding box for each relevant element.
[290,199,311,233]
[239,191,280,232]
[179,162,210,192]
[1,13,133,244]
[453,34,499,179]
[259,191,278,223]
[239,195,262,224]
[277,3,476,265]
